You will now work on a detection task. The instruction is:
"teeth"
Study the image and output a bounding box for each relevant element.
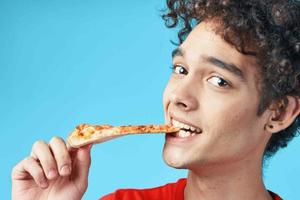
[178,130,191,138]
[183,124,189,129]
[173,120,179,127]
[171,119,201,133]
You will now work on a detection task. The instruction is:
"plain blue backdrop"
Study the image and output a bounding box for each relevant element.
[1,0,299,199]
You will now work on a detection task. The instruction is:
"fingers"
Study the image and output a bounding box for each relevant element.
[31,137,73,179]
[14,137,92,190]
[31,140,58,180]
[72,144,92,185]
[12,156,48,188]
[49,137,72,176]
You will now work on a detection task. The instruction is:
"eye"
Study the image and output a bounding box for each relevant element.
[170,65,188,75]
[207,76,229,88]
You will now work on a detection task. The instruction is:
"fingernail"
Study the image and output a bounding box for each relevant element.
[47,169,57,179]
[60,165,71,176]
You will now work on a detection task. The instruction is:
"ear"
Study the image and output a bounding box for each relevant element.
[265,96,300,133]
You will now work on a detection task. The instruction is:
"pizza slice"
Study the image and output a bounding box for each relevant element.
[67,124,179,148]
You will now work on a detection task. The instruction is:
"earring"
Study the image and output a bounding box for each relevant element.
[268,124,274,129]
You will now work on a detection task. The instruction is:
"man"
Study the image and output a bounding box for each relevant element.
[12,0,300,199]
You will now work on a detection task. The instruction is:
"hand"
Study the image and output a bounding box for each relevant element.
[11,137,92,200]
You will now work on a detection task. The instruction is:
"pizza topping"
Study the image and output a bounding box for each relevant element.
[68,124,179,148]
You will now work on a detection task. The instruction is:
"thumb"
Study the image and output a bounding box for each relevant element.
[72,144,92,185]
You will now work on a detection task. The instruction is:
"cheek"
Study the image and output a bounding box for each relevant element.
[207,101,266,155]
[163,85,169,107]
[222,109,256,132]
[163,79,173,120]
[203,95,261,140]
[163,78,174,108]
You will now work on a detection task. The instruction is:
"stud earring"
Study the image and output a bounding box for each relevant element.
[268,124,274,129]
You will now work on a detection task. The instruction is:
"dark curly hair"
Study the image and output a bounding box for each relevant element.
[162,0,300,159]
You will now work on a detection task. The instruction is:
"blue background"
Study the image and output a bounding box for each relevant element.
[1,0,299,199]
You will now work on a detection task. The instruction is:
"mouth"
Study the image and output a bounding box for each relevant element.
[170,118,202,138]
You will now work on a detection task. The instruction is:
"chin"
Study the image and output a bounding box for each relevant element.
[164,161,187,169]
[163,157,187,169]
[163,146,188,169]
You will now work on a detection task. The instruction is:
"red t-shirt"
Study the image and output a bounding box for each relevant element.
[100,178,282,200]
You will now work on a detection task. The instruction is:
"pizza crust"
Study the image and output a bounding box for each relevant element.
[67,124,179,148]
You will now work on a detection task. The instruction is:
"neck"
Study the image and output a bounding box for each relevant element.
[184,156,273,200]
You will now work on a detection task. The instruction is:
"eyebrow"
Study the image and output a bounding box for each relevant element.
[172,47,184,58]
[205,56,245,81]
[172,47,246,81]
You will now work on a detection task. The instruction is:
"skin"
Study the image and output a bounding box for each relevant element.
[163,21,269,170]
[11,20,300,200]
[162,21,300,200]
[11,137,92,200]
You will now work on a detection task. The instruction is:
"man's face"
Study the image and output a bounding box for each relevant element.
[162,21,272,169]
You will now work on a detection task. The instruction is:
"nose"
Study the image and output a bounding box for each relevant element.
[169,80,199,112]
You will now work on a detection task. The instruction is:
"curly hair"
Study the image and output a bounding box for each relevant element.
[162,0,300,159]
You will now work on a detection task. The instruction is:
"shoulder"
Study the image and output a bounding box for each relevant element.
[100,178,187,200]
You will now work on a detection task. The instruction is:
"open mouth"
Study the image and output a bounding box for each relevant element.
[170,118,202,138]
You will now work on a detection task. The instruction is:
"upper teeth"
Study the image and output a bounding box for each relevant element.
[171,119,201,133]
